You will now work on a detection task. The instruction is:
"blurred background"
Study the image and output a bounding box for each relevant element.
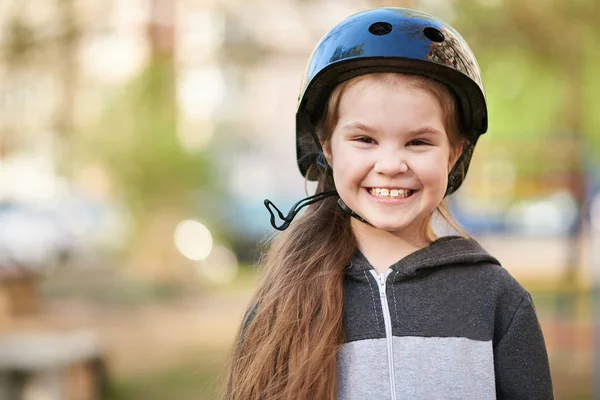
[0,0,598,398]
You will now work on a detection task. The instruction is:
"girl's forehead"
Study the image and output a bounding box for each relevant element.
[343,73,422,92]
[339,77,429,109]
[338,82,441,118]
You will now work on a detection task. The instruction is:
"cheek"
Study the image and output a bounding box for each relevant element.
[332,163,361,190]
[412,152,451,186]
[331,145,368,183]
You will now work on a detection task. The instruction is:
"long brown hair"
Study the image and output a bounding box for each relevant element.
[224,73,469,400]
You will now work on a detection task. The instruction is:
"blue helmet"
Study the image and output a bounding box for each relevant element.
[296,8,487,195]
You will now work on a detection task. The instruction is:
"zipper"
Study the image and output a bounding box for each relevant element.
[369,269,397,400]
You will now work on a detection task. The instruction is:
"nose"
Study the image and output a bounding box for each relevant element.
[373,149,409,176]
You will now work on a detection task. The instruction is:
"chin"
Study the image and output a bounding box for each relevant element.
[377,224,411,234]
[360,209,427,232]
[365,217,411,233]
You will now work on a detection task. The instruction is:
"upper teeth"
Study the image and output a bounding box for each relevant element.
[371,188,411,197]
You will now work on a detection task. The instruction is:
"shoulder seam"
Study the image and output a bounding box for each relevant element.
[495,291,528,348]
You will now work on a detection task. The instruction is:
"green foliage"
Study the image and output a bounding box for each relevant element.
[481,49,562,138]
[87,60,213,220]
[452,0,600,165]
[583,41,600,160]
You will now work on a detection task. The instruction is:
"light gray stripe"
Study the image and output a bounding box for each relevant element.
[337,336,495,400]
[337,338,390,400]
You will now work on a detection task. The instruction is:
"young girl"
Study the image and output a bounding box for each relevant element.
[225,8,553,400]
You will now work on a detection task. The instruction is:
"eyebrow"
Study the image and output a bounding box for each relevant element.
[341,121,376,133]
[341,121,443,136]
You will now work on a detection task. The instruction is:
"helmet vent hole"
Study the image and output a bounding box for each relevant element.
[368,22,393,36]
[423,27,445,42]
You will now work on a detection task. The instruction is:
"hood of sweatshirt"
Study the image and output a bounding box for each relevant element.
[346,235,501,279]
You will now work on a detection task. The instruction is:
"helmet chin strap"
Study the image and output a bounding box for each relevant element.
[264,190,337,231]
[264,152,372,230]
[263,191,371,231]
[337,198,369,224]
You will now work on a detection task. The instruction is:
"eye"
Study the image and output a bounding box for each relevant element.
[408,139,431,146]
[355,136,375,144]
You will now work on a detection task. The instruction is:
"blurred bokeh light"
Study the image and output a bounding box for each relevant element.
[197,245,239,285]
[174,219,213,261]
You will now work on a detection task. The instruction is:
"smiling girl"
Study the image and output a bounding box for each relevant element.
[225,8,553,400]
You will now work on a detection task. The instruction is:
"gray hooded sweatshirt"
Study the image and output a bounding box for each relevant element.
[239,236,554,399]
[338,236,553,400]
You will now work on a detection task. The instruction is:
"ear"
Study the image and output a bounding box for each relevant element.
[448,141,464,172]
[322,140,333,165]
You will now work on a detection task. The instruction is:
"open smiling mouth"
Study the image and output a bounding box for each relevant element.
[366,187,417,200]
